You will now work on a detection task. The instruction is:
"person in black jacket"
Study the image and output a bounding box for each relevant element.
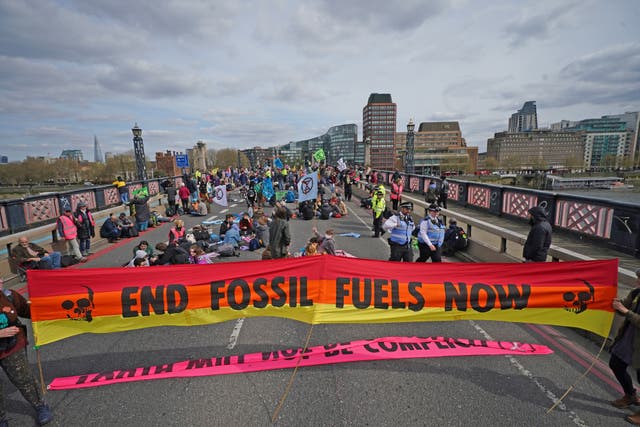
[522,206,552,262]
[151,243,189,265]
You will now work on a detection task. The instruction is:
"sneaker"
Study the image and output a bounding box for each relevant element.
[79,257,88,263]
[612,394,640,408]
[36,403,53,425]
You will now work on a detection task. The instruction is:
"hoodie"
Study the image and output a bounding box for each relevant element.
[523,206,552,262]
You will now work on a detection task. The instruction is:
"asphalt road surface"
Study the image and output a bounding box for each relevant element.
[5,190,629,426]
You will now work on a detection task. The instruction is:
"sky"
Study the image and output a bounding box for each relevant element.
[0,0,639,162]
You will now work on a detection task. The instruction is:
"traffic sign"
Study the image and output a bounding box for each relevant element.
[176,154,189,168]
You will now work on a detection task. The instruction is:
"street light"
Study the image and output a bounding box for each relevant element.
[406,119,415,175]
[132,123,147,181]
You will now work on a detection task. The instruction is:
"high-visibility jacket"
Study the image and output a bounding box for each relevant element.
[169,227,185,244]
[372,195,386,218]
[57,214,78,240]
[391,182,403,201]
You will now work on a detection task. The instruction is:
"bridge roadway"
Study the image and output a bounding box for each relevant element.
[2,188,636,426]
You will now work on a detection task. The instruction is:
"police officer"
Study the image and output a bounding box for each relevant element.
[383,201,415,262]
[371,189,386,238]
[415,204,445,263]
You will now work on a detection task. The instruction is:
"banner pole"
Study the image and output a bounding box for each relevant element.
[546,336,607,414]
[35,346,46,395]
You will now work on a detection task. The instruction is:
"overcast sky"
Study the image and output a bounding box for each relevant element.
[1,0,638,162]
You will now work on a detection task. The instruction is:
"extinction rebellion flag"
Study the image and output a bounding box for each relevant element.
[296,173,318,203]
[28,258,617,346]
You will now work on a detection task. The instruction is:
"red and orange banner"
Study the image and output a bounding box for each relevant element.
[48,336,553,390]
[28,257,618,346]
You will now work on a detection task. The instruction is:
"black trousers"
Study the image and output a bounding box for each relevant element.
[372,214,383,237]
[389,242,413,262]
[416,242,442,263]
[610,352,640,396]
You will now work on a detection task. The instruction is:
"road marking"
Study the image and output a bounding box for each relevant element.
[470,321,587,427]
[346,204,387,244]
[204,215,218,222]
[220,209,228,213]
[227,318,245,349]
[230,203,237,208]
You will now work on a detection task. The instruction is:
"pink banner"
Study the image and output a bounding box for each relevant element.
[48,336,552,390]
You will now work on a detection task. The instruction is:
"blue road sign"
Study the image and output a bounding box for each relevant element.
[176,154,189,168]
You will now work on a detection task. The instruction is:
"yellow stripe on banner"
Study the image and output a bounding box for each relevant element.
[32,304,614,346]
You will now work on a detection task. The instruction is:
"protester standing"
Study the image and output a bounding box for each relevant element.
[132,194,150,232]
[609,269,640,425]
[178,183,190,213]
[0,277,53,426]
[269,207,291,259]
[74,202,95,257]
[390,177,403,211]
[523,206,552,262]
[57,207,86,262]
[439,176,449,209]
[383,201,415,262]
[415,204,445,263]
[371,189,386,238]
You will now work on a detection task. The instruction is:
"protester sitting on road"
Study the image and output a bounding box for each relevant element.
[303,237,320,256]
[12,237,62,270]
[117,213,136,238]
[222,223,242,248]
[100,214,122,243]
[151,242,189,265]
[126,250,150,267]
[189,245,215,264]
[168,220,185,246]
[312,227,336,255]
[219,214,234,237]
[254,215,270,248]
[133,240,154,258]
[238,213,254,236]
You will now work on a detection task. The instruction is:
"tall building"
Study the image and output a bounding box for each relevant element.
[394,121,477,175]
[60,149,83,161]
[487,130,584,169]
[566,117,632,168]
[363,93,397,170]
[280,124,358,166]
[187,141,207,172]
[602,112,640,166]
[93,135,103,163]
[508,101,538,132]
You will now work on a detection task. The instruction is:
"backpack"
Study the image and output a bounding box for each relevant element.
[171,247,190,264]
[216,243,238,257]
[247,188,256,198]
[61,255,79,267]
[128,226,140,237]
[165,206,176,217]
[248,238,260,251]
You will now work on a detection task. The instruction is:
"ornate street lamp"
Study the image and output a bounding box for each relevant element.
[132,123,147,181]
[406,119,415,174]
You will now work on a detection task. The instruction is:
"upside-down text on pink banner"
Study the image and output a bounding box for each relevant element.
[48,336,553,390]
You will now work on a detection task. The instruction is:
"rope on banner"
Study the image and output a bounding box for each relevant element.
[546,337,608,414]
[271,324,315,423]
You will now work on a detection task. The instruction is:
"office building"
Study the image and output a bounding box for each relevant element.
[394,121,477,175]
[60,149,83,162]
[280,124,358,166]
[363,93,397,170]
[508,101,538,132]
[241,147,273,169]
[487,130,584,169]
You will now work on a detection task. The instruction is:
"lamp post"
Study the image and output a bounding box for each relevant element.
[406,119,415,175]
[132,123,147,181]
[363,136,372,167]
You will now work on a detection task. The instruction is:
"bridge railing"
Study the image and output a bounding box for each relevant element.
[0,176,184,237]
[375,171,639,259]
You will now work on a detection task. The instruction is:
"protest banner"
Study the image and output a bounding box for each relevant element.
[28,258,617,346]
[48,336,553,389]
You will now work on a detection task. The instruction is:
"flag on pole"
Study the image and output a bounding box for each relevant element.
[337,158,347,171]
[262,177,275,201]
[274,157,284,169]
[213,185,228,207]
[313,148,326,162]
[297,173,318,203]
